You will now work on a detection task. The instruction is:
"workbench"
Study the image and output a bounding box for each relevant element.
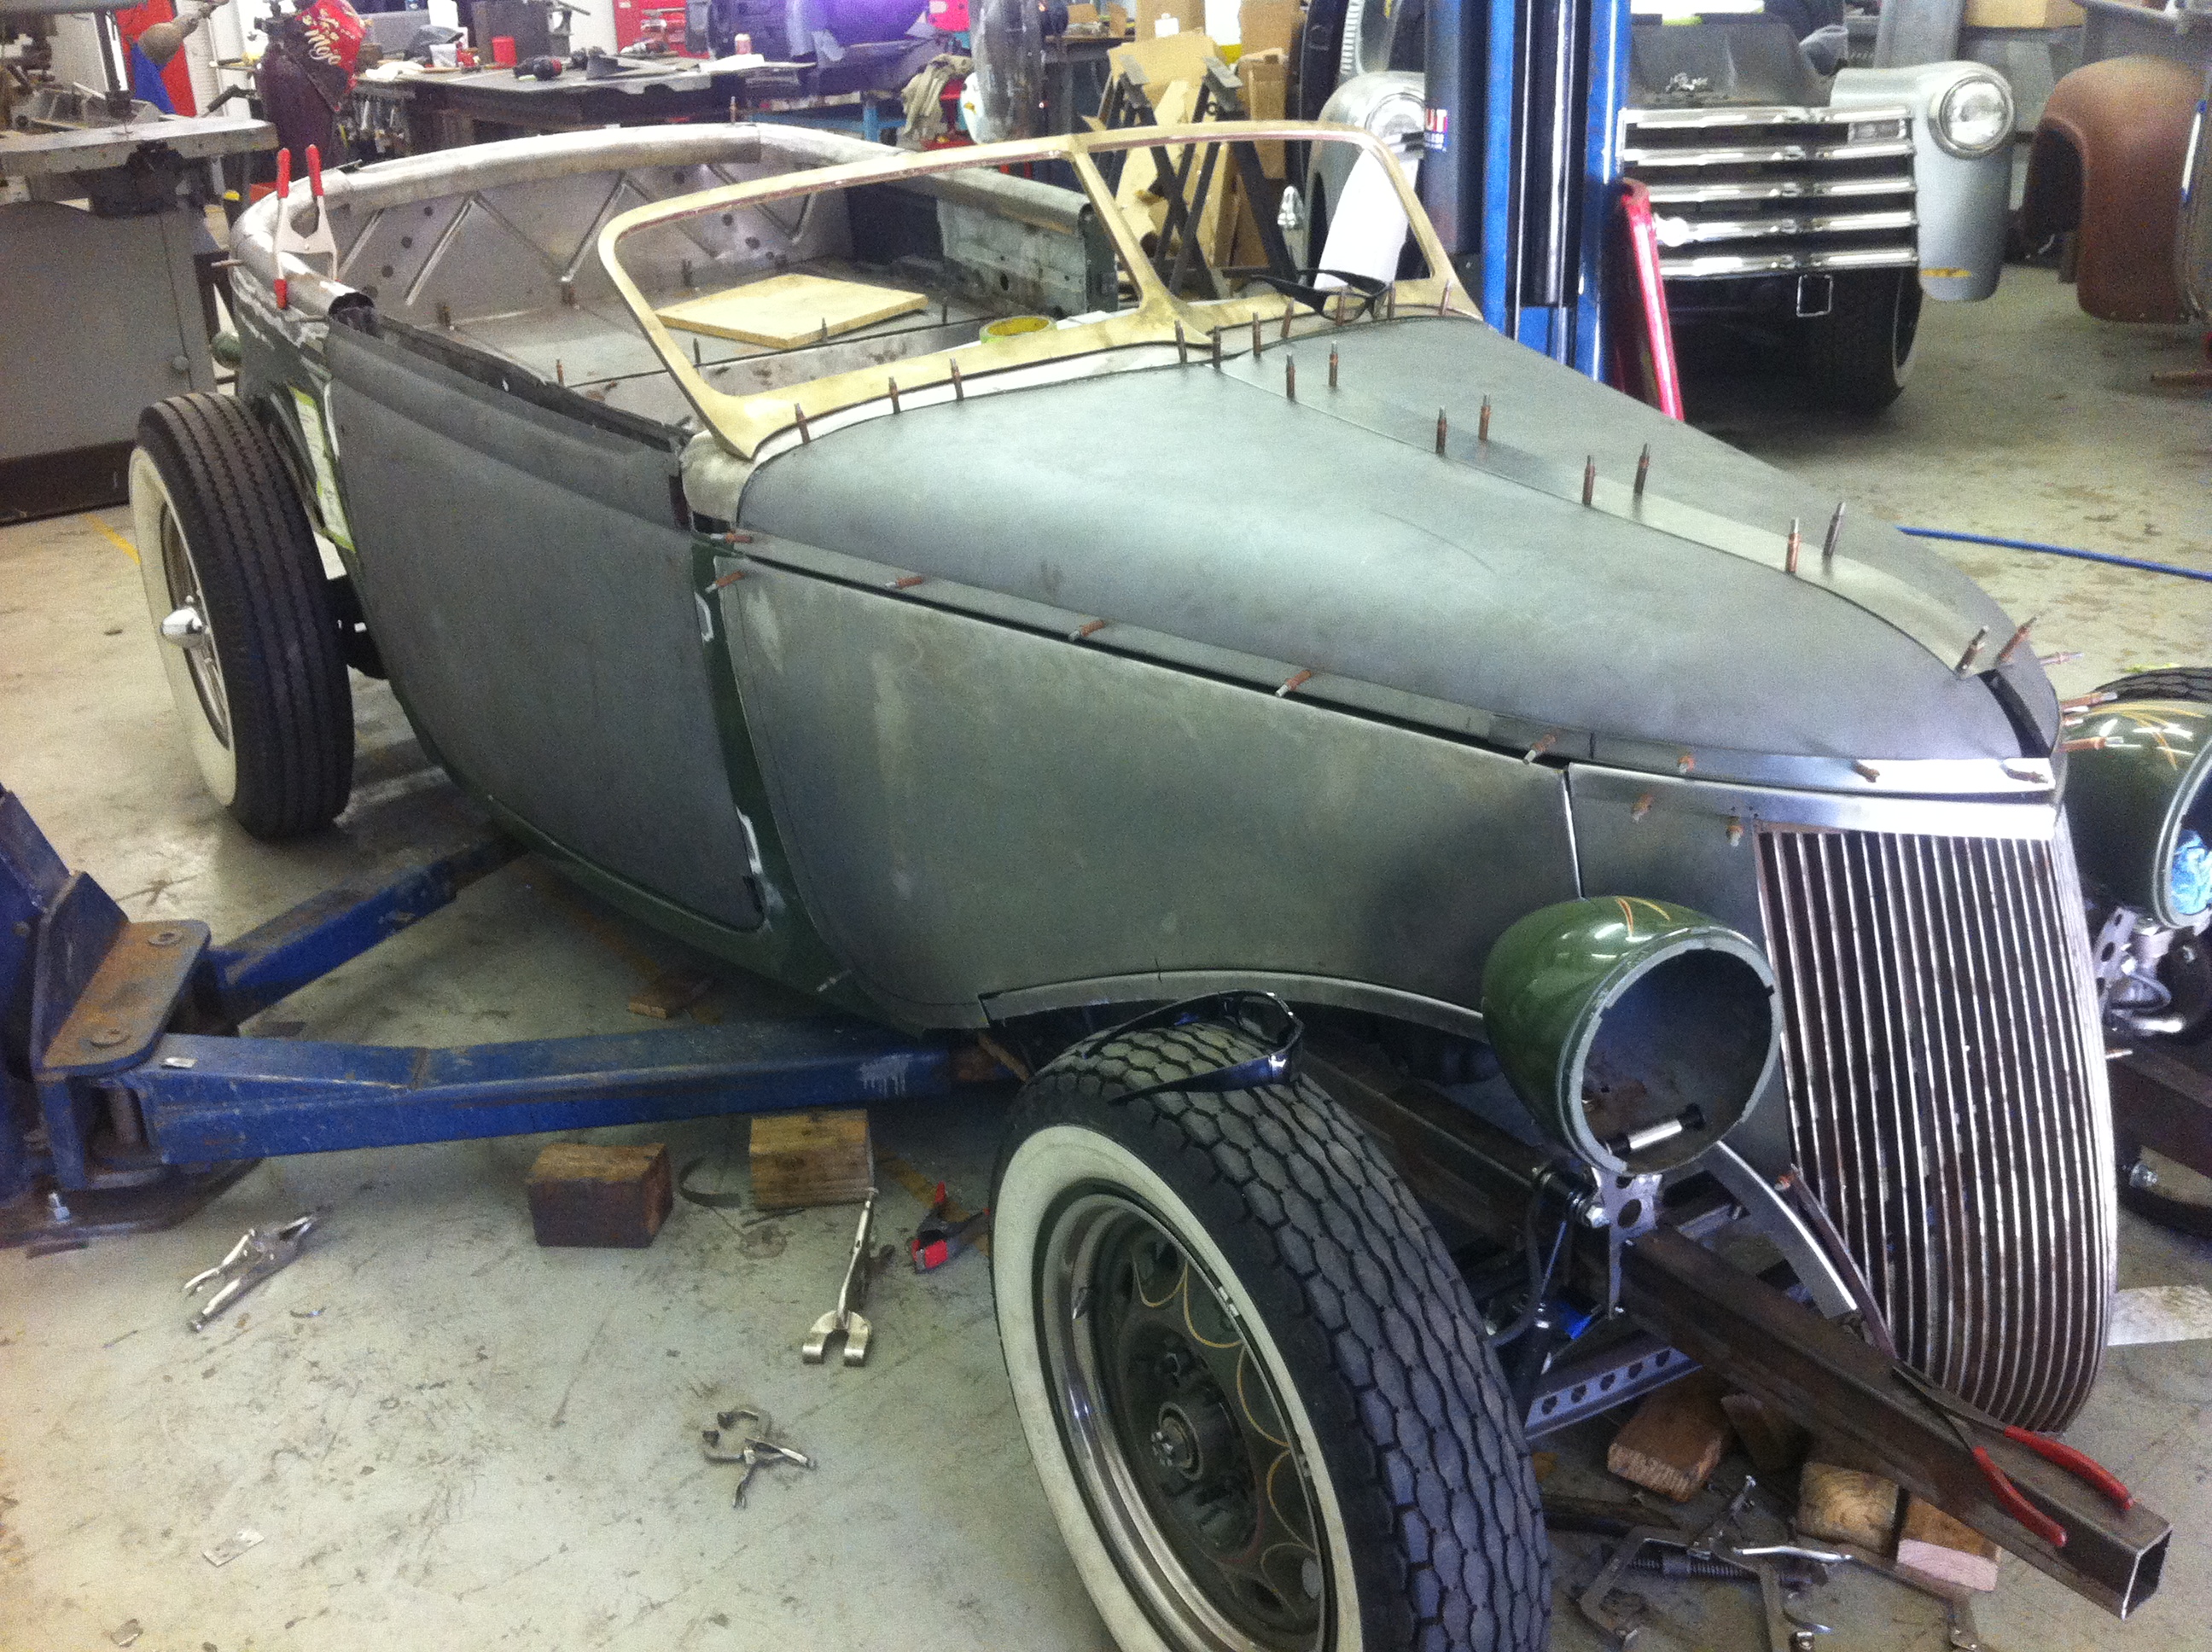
[354,44,925,153]
[0,107,273,519]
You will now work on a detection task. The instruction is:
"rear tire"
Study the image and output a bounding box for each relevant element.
[130,394,353,840]
[1802,269,1922,413]
[992,1015,1549,1652]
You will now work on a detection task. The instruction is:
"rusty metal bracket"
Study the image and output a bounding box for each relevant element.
[39,921,211,1079]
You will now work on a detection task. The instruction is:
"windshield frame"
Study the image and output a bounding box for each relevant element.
[596,122,1470,458]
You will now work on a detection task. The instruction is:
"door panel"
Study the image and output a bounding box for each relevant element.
[325,325,760,929]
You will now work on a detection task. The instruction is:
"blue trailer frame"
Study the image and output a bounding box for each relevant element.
[0,783,948,1244]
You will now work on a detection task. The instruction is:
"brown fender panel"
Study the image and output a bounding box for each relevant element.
[2023,55,2201,323]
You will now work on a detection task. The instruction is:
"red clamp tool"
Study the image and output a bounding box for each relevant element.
[909,1181,990,1272]
[271,143,340,311]
[1893,1365,2133,1550]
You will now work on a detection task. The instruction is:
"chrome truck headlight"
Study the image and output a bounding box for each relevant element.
[1930,73,2014,160]
[1481,897,1778,1175]
[2067,700,2212,928]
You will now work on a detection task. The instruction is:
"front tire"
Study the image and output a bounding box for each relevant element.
[992,1015,1549,1652]
[1802,269,1922,413]
[130,394,353,840]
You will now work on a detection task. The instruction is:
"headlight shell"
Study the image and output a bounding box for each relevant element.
[1931,73,2014,160]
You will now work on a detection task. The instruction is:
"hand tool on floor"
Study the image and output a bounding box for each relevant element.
[803,1189,877,1366]
[909,1180,990,1271]
[1893,1366,2133,1550]
[183,1213,317,1330]
[700,1406,815,1505]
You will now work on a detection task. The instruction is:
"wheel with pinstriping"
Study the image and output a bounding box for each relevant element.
[130,393,353,840]
[992,1012,1549,1652]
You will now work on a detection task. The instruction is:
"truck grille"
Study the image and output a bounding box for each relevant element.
[1621,104,1918,281]
[1755,823,2114,1432]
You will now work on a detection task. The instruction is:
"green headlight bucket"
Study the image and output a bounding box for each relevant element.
[2064,700,2212,928]
[1481,896,1779,1174]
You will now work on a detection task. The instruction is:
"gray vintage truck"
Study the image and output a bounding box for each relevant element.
[131,119,2179,1650]
[1304,4,2015,409]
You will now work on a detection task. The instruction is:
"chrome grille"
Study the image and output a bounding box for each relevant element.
[1621,104,1918,281]
[1756,823,2115,1431]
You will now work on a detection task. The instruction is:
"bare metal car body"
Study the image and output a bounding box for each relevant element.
[202,119,2121,1444]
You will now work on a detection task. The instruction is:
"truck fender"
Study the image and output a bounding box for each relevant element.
[2022,55,2202,323]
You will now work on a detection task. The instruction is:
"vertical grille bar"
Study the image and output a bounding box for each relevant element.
[1756,823,2114,1430]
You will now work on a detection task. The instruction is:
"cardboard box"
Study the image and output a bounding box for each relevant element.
[1137,0,1205,38]
[1109,31,1222,101]
[1238,54,1289,176]
[1238,0,1301,56]
[1962,0,2085,27]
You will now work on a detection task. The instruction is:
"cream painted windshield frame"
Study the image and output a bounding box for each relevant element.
[597,123,1469,458]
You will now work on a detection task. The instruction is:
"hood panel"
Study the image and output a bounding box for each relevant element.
[738,317,2048,765]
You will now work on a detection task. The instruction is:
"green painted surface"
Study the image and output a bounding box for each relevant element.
[2065,700,2212,926]
[1480,895,1775,1171]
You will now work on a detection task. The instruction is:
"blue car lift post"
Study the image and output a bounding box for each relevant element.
[0,784,950,1247]
[1421,0,1633,376]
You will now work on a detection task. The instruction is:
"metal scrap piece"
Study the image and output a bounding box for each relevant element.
[201,1527,265,1567]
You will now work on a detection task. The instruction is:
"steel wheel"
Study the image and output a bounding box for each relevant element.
[1041,1190,1329,1650]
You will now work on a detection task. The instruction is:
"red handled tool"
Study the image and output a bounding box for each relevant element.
[909,1181,990,1272]
[1894,1365,2133,1551]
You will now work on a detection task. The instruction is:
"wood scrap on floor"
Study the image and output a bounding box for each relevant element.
[627,969,713,1020]
[526,1142,674,1248]
[656,272,927,349]
[1796,1458,1903,1550]
[750,1108,874,1207]
[1606,1370,1735,1502]
[1895,1496,2002,1593]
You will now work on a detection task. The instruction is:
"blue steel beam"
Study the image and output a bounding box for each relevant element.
[136,1021,951,1162]
[208,833,522,1022]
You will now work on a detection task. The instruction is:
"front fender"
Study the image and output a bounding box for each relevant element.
[1833,62,2011,301]
[2023,55,2202,323]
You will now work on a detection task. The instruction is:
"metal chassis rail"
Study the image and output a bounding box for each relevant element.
[0,784,948,1240]
[1309,1041,2172,1621]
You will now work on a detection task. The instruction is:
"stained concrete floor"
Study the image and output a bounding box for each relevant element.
[1,267,2208,1652]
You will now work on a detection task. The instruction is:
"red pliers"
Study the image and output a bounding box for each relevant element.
[1894,1366,2133,1550]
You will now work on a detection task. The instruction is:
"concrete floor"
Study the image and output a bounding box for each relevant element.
[1,269,2208,1652]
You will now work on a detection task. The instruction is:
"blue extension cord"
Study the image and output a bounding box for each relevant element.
[1900,526,2212,585]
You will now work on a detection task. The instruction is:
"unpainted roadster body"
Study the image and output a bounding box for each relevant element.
[123,120,2192,1649]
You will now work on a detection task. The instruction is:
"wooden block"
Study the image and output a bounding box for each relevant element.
[655,272,926,349]
[749,1108,873,1207]
[1606,1371,1734,1503]
[1796,1460,1902,1551]
[1896,1497,2002,1594]
[627,969,713,1020]
[1719,1391,1809,1478]
[526,1143,672,1248]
